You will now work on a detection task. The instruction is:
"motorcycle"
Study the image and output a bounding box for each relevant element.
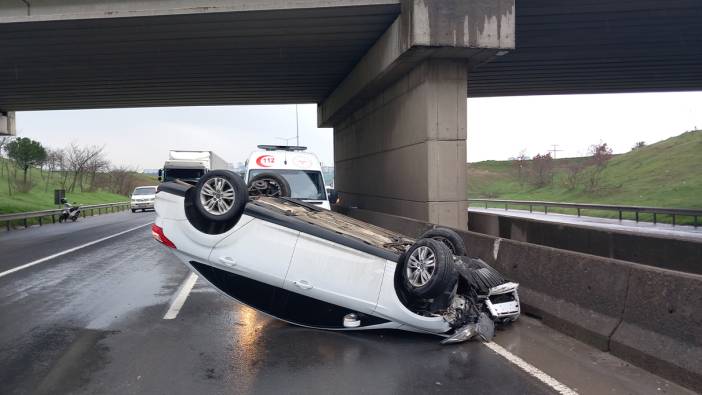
[58,199,81,223]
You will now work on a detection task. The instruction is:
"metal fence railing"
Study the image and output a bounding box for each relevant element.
[0,202,130,231]
[468,199,702,228]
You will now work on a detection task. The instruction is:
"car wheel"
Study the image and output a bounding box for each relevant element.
[247,172,291,198]
[188,170,248,234]
[419,228,467,256]
[131,209,136,213]
[402,238,457,299]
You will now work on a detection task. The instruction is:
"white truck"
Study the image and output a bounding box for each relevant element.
[159,150,229,184]
[244,145,330,209]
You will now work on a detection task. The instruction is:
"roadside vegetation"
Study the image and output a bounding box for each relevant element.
[467,130,702,224]
[0,136,156,214]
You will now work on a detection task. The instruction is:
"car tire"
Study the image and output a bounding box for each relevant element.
[401,238,457,299]
[187,170,248,234]
[131,209,136,213]
[419,228,467,256]
[247,172,291,198]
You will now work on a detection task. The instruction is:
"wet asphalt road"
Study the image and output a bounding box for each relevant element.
[469,207,702,242]
[0,212,693,394]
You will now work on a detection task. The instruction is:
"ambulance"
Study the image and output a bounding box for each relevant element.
[244,145,330,210]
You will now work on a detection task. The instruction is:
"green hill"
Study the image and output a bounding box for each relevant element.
[467,130,702,221]
[0,158,157,214]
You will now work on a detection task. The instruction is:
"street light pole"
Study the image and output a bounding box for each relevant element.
[295,104,299,146]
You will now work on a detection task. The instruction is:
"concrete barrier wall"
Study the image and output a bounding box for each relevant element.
[343,207,702,392]
[610,267,702,391]
[468,211,702,275]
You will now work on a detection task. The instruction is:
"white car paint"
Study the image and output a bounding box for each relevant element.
[154,182,519,338]
[131,186,158,211]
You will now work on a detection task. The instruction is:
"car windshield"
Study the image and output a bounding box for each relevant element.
[249,169,326,200]
[164,168,205,182]
[133,187,156,195]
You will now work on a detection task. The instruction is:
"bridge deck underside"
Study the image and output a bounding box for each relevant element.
[1,0,701,111]
[0,5,400,110]
[469,0,702,97]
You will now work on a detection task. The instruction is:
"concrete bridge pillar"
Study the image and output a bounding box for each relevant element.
[319,0,515,229]
[333,59,468,228]
[0,111,16,136]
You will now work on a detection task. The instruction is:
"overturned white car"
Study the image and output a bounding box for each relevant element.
[153,170,519,343]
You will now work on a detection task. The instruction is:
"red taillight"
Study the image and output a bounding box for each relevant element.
[152,223,176,249]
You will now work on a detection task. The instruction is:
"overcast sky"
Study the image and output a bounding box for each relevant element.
[15,91,702,169]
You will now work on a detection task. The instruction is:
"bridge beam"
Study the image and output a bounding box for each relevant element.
[324,0,514,228]
[0,111,16,136]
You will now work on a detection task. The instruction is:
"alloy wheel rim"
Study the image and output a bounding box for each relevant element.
[407,246,436,287]
[200,177,235,215]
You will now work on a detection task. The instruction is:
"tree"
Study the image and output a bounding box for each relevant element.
[632,141,645,151]
[107,166,140,195]
[6,137,47,191]
[85,153,110,192]
[510,150,530,185]
[530,153,554,187]
[66,144,104,192]
[0,136,13,177]
[0,136,15,194]
[42,148,65,192]
[563,159,586,190]
[586,142,613,192]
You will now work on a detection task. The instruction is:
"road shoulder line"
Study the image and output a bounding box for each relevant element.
[0,222,152,279]
[483,341,579,395]
[163,272,198,320]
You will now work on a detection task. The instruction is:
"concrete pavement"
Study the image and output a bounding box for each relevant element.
[469,207,702,242]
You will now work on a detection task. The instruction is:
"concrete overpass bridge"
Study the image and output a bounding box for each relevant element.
[1,0,701,228]
[2,1,702,391]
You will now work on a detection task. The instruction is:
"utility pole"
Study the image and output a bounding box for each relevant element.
[295,104,299,146]
[276,136,297,146]
[549,144,563,158]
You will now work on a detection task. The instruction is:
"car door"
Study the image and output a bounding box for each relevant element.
[209,219,299,288]
[282,233,386,314]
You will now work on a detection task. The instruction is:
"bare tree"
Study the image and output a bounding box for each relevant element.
[85,154,110,192]
[530,153,554,187]
[42,148,65,192]
[107,166,141,195]
[563,159,586,190]
[632,141,645,151]
[66,144,105,192]
[510,150,530,185]
[586,142,614,192]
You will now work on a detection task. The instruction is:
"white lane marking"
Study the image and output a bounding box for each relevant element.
[0,223,152,279]
[483,342,579,395]
[163,272,198,320]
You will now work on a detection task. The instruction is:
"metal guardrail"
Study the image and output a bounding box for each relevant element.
[468,199,701,228]
[0,202,130,231]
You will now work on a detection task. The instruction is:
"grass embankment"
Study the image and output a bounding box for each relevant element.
[467,130,702,224]
[0,158,156,214]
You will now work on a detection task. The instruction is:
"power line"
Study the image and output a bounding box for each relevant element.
[549,144,563,158]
